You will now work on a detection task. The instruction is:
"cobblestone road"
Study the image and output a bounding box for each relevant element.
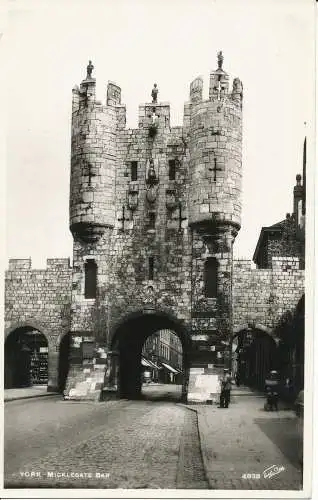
[4,386,207,489]
[4,385,304,492]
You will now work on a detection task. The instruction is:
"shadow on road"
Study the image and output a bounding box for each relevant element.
[254,417,300,468]
[141,384,182,403]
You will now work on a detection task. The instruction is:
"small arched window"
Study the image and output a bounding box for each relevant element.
[204,257,218,298]
[84,259,97,299]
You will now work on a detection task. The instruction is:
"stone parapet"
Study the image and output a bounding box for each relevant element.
[232,258,305,333]
[8,259,32,270]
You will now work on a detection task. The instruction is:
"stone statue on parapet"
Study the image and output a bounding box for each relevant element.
[233,78,243,93]
[233,77,243,93]
[151,83,158,103]
[87,60,94,79]
[217,51,224,70]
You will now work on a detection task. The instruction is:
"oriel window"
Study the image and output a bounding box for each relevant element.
[84,259,97,299]
[131,161,138,181]
[168,160,176,181]
[204,257,218,298]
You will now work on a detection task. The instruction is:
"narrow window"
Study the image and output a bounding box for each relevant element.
[149,212,156,229]
[204,257,218,298]
[131,161,138,181]
[84,259,97,299]
[148,256,154,280]
[169,160,176,181]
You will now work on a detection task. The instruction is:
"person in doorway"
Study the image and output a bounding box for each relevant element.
[219,369,232,408]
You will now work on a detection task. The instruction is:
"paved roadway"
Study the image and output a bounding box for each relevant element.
[4,384,207,489]
[4,384,303,491]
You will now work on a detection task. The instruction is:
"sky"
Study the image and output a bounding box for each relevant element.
[4,0,315,268]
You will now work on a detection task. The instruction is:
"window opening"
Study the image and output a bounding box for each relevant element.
[169,160,176,181]
[85,259,97,299]
[131,161,138,181]
[204,257,218,298]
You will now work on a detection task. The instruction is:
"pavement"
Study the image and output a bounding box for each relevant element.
[186,385,303,490]
[4,385,59,402]
[3,384,304,491]
[4,395,199,489]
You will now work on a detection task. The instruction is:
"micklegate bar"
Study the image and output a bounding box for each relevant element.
[5,53,305,402]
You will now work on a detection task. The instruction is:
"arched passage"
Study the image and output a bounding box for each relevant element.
[275,294,305,399]
[233,327,277,390]
[58,333,71,393]
[110,310,191,401]
[5,327,49,389]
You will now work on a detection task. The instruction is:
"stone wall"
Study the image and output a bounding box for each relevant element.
[4,258,72,390]
[255,217,305,270]
[233,257,305,335]
[267,219,304,270]
[4,254,305,392]
[68,59,244,372]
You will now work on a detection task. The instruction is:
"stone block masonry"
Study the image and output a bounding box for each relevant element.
[4,54,305,401]
[68,54,243,378]
[5,258,72,391]
[4,254,305,395]
[233,257,304,334]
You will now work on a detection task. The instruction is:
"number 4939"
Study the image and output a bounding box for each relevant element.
[242,473,261,479]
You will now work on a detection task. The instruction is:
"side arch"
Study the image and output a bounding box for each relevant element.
[4,321,51,389]
[233,323,280,344]
[233,324,279,390]
[5,319,52,345]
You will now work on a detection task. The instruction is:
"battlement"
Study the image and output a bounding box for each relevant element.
[70,54,244,242]
[72,53,242,130]
[8,259,32,270]
[233,257,301,273]
[138,101,171,130]
[72,79,123,113]
[46,258,72,269]
[272,256,300,271]
[233,259,254,271]
[8,258,72,271]
[189,73,243,108]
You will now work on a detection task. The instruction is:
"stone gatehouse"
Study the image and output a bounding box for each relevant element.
[4,54,305,401]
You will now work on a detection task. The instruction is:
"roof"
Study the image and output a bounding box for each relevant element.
[161,362,180,374]
[253,219,286,264]
[141,357,162,370]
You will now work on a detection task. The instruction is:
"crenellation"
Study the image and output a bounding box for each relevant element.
[8,258,32,270]
[46,258,71,269]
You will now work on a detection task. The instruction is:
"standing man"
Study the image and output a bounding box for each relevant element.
[219,369,232,408]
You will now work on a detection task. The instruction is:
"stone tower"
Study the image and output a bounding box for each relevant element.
[186,51,243,367]
[67,53,243,400]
